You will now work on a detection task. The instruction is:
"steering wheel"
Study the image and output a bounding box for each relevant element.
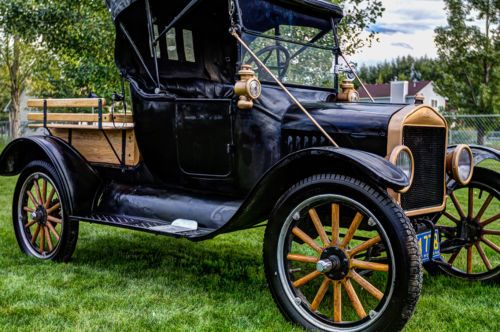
[247,45,291,80]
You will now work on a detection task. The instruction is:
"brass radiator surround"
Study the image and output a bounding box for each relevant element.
[387,105,448,217]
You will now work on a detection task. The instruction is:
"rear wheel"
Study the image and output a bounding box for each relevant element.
[264,174,422,331]
[431,167,499,282]
[12,161,78,262]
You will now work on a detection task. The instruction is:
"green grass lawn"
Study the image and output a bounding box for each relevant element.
[0,143,499,331]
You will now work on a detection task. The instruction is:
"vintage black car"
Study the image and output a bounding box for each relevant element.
[0,0,498,331]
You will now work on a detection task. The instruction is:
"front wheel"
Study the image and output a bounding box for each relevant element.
[264,174,422,332]
[12,161,79,262]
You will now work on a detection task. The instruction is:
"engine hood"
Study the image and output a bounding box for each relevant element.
[282,102,408,157]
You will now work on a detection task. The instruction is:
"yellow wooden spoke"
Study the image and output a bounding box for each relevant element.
[342,279,367,319]
[331,203,340,246]
[46,222,60,241]
[39,227,45,253]
[308,208,330,247]
[448,248,461,264]
[449,192,465,219]
[24,220,37,229]
[292,227,323,254]
[351,259,389,272]
[466,246,473,274]
[23,206,35,213]
[333,281,342,323]
[45,188,56,209]
[474,243,492,270]
[467,187,474,219]
[45,226,53,252]
[293,270,322,288]
[33,180,43,206]
[483,229,500,236]
[480,213,499,227]
[311,278,330,311]
[47,216,62,224]
[27,191,39,207]
[350,271,384,301]
[287,254,319,264]
[481,237,500,254]
[41,179,47,205]
[475,194,493,222]
[46,203,61,215]
[348,236,381,257]
[340,213,363,249]
[443,211,460,224]
[31,224,41,244]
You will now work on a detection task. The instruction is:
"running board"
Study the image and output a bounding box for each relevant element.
[72,214,215,239]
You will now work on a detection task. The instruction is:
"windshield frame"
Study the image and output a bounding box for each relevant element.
[234,0,342,91]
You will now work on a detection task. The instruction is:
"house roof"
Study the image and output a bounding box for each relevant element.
[358,81,432,99]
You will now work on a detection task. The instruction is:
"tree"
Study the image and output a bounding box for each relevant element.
[0,33,37,138]
[358,56,443,84]
[434,0,499,144]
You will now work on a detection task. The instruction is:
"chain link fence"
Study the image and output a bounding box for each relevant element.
[443,114,500,150]
[0,121,10,146]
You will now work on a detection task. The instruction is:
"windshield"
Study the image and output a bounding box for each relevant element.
[238,0,336,88]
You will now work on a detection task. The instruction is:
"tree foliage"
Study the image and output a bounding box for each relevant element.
[434,0,499,116]
[358,56,443,84]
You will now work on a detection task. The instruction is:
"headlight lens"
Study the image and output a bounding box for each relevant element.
[390,146,414,193]
[450,145,474,185]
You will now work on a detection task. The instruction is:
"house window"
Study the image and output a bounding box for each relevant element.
[183,29,196,63]
[166,29,179,61]
[431,99,438,108]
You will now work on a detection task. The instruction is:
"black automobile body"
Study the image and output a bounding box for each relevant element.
[1,0,498,331]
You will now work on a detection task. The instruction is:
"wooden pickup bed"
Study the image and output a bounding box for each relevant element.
[28,98,140,167]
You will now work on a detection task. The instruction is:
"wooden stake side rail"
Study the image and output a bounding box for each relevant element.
[27,113,134,124]
[27,98,140,167]
[28,98,107,108]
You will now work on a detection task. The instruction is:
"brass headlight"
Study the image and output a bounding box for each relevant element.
[389,145,414,193]
[234,65,261,110]
[447,144,474,185]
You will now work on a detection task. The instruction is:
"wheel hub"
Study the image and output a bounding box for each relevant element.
[318,247,350,280]
[463,219,482,243]
[32,207,47,226]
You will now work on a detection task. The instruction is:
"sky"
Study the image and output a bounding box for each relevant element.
[349,0,448,66]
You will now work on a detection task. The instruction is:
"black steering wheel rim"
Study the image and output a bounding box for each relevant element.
[247,45,291,79]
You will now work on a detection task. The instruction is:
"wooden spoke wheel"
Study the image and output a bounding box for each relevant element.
[434,167,499,282]
[13,161,78,261]
[264,175,421,332]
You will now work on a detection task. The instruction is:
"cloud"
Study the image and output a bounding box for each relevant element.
[395,8,444,21]
[391,42,414,50]
[371,23,434,34]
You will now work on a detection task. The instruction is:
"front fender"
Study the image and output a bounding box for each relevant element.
[0,136,101,215]
[219,147,408,233]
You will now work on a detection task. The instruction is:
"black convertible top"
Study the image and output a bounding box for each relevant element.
[105,0,343,21]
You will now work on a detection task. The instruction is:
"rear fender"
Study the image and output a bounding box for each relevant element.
[0,136,101,215]
[220,147,408,232]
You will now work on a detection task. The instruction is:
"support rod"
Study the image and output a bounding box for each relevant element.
[153,0,201,45]
[340,54,375,103]
[231,30,339,148]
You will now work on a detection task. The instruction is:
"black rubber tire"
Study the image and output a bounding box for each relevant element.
[426,167,500,283]
[12,160,79,262]
[263,174,422,332]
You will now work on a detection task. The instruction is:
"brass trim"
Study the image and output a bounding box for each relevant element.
[386,105,448,216]
[388,145,414,194]
[448,144,474,186]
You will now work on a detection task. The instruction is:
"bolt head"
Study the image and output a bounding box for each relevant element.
[316,259,333,273]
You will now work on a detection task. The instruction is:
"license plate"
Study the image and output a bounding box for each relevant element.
[417,230,441,263]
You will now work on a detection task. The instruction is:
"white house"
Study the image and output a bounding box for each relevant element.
[358,81,447,111]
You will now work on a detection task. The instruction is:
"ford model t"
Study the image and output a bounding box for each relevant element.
[0,0,498,331]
